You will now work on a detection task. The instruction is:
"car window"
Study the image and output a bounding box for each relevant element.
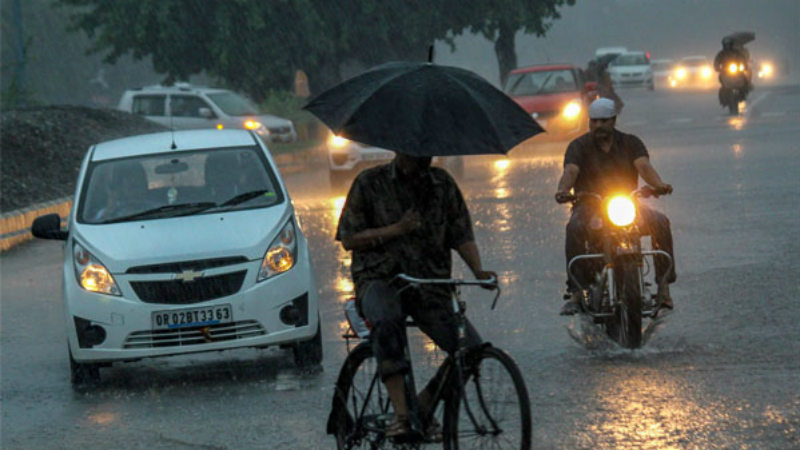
[206,92,259,116]
[131,95,166,116]
[170,95,213,118]
[505,69,576,96]
[79,146,283,224]
[612,54,649,66]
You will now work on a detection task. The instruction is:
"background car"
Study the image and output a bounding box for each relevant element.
[504,64,592,140]
[607,51,654,90]
[651,58,676,89]
[671,56,716,89]
[326,135,463,191]
[117,84,297,143]
[32,129,321,386]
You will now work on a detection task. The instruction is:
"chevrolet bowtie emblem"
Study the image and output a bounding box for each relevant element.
[174,269,205,282]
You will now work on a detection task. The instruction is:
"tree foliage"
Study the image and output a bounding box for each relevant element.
[58,0,571,100]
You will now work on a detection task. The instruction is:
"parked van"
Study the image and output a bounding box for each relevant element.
[32,129,320,386]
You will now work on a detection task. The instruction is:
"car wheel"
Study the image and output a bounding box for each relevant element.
[69,346,100,388]
[293,321,323,367]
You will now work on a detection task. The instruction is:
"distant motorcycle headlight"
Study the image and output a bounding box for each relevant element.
[562,101,582,120]
[258,219,298,281]
[607,195,636,227]
[73,242,121,295]
[728,63,739,74]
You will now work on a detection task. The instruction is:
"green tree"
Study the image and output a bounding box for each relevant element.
[465,0,576,87]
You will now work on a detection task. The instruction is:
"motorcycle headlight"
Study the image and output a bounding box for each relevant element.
[73,242,121,295]
[728,63,738,74]
[257,219,298,281]
[562,101,582,120]
[606,195,636,227]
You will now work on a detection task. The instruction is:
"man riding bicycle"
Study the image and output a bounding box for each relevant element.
[336,152,496,441]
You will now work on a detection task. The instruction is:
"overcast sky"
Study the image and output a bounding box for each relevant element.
[436,0,800,86]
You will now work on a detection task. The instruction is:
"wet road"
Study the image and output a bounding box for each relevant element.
[2,84,799,449]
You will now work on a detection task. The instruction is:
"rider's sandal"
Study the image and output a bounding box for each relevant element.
[424,418,444,443]
[385,416,411,439]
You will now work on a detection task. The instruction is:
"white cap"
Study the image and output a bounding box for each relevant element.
[588,98,616,119]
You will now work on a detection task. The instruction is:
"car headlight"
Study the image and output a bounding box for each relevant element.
[759,63,773,78]
[244,120,263,130]
[73,242,121,295]
[329,135,350,148]
[562,101,582,120]
[675,67,687,80]
[606,195,636,227]
[701,66,713,78]
[257,219,298,281]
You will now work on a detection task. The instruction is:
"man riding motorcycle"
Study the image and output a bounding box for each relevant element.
[554,98,676,316]
[714,36,753,110]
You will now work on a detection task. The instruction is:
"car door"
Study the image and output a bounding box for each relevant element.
[168,94,218,130]
[131,94,170,127]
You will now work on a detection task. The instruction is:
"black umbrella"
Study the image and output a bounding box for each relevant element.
[303,62,543,157]
[724,31,755,46]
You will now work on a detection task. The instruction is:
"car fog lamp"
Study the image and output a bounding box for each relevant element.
[244,120,262,130]
[330,135,350,148]
[258,220,298,281]
[562,101,582,120]
[607,195,636,227]
[73,243,121,296]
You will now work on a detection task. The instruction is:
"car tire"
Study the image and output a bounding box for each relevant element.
[69,346,100,388]
[293,321,323,367]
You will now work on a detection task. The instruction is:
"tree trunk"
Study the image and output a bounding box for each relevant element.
[495,21,518,88]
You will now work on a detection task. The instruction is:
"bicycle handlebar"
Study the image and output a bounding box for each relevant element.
[394,273,503,310]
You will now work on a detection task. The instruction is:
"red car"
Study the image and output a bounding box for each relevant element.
[504,64,595,140]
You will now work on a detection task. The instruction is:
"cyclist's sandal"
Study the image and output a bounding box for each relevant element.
[385,416,411,438]
[424,418,444,443]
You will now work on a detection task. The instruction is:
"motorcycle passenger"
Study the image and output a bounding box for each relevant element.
[336,152,496,440]
[714,37,752,92]
[554,98,676,315]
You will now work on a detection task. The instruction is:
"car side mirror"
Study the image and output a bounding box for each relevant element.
[198,107,214,119]
[32,213,68,240]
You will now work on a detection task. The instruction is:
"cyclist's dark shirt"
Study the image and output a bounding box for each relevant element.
[564,129,648,196]
[336,160,474,301]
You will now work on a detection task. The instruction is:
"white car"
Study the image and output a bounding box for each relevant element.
[607,51,655,90]
[32,129,321,386]
[671,56,715,89]
[117,84,297,143]
[326,135,463,191]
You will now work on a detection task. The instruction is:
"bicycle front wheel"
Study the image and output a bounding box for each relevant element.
[444,346,531,450]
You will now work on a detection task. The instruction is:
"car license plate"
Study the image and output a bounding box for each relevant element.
[152,304,232,330]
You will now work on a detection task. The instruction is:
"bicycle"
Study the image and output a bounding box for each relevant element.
[327,273,532,449]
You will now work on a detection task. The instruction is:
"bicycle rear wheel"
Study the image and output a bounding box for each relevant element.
[444,346,531,450]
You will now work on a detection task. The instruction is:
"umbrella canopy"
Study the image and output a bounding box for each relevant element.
[724,31,755,46]
[304,62,543,157]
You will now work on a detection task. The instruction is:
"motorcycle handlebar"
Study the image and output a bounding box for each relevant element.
[557,186,672,204]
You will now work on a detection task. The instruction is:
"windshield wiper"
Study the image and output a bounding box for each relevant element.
[104,202,217,223]
[214,190,273,209]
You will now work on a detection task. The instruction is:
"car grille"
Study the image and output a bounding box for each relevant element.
[123,320,266,348]
[268,126,292,134]
[127,257,248,274]
[130,270,247,304]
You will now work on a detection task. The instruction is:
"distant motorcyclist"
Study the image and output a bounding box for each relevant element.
[554,98,676,315]
[714,37,752,91]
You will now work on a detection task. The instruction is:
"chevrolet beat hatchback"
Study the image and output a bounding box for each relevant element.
[32,129,321,386]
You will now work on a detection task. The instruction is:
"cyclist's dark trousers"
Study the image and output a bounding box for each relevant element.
[359,280,482,392]
[565,202,676,292]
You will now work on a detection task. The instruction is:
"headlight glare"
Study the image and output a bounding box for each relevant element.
[244,120,262,130]
[562,101,582,119]
[73,243,120,295]
[675,67,687,79]
[701,66,712,78]
[330,135,350,148]
[607,195,636,227]
[728,63,738,74]
[258,219,298,281]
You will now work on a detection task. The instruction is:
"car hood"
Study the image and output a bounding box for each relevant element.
[72,205,292,273]
[256,114,293,128]
[512,91,580,114]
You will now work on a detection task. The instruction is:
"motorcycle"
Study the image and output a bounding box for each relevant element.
[560,187,673,349]
[718,58,751,115]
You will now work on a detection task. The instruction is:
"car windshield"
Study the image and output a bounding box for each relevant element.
[79,146,283,224]
[612,54,649,66]
[504,69,577,96]
[206,91,260,116]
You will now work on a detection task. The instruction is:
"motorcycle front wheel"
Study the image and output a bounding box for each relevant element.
[607,263,642,348]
